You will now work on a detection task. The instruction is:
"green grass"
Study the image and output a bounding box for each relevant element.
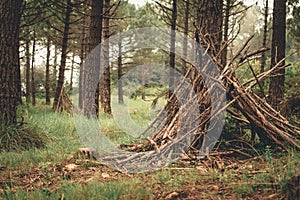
[0,103,81,168]
[0,92,167,167]
[1,168,202,200]
[0,94,300,199]
[231,149,300,196]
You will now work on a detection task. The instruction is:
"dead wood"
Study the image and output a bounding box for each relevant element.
[87,37,300,173]
[124,44,300,156]
[53,88,73,113]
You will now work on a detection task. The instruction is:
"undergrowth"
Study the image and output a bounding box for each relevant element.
[0,122,47,152]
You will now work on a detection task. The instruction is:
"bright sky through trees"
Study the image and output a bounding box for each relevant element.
[128,0,272,8]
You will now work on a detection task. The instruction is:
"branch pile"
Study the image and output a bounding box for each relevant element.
[86,38,300,173]
[124,47,300,154]
[53,88,72,113]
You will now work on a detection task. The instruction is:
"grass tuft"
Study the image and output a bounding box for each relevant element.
[0,122,48,152]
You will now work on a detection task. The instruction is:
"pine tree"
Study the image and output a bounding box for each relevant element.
[268,0,287,110]
[0,0,23,125]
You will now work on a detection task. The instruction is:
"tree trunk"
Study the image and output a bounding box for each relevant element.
[53,0,72,111]
[182,0,189,74]
[52,45,58,96]
[31,30,36,106]
[79,13,86,109]
[69,52,75,95]
[84,0,103,117]
[25,40,31,103]
[141,69,146,101]
[260,0,269,91]
[0,0,23,125]
[118,40,124,104]
[197,0,223,59]
[101,0,112,114]
[268,0,286,110]
[16,46,22,106]
[165,0,178,123]
[221,0,231,67]
[45,36,51,105]
[169,0,177,94]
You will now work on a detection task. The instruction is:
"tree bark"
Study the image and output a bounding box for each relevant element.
[141,69,146,101]
[45,36,51,105]
[84,0,104,117]
[0,0,23,125]
[221,0,231,67]
[79,13,86,109]
[169,0,177,94]
[25,39,31,103]
[101,0,112,115]
[268,0,286,110]
[53,0,72,111]
[260,0,269,91]
[197,0,223,59]
[69,52,75,95]
[52,45,58,96]
[182,0,189,74]
[31,30,36,106]
[118,40,124,104]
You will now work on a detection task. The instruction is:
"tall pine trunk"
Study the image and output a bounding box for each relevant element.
[101,0,112,114]
[31,30,36,106]
[53,0,72,111]
[0,0,23,125]
[166,0,178,123]
[182,0,189,73]
[268,0,286,110]
[45,36,51,105]
[25,40,31,103]
[69,52,75,94]
[169,0,177,93]
[118,40,124,104]
[84,0,103,117]
[221,0,231,67]
[79,13,86,109]
[197,0,223,59]
[260,0,269,91]
[52,45,58,96]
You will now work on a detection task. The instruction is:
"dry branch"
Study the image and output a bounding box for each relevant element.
[90,37,300,173]
[127,42,300,155]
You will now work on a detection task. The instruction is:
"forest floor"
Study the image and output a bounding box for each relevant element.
[0,99,299,199]
[1,154,295,199]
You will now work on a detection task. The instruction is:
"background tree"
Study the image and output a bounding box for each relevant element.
[25,38,31,103]
[288,5,300,58]
[260,0,269,82]
[53,0,73,111]
[101,0,112,115]
[169,0,177,94]
[45,35,51,105]
[31,30,37,106]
